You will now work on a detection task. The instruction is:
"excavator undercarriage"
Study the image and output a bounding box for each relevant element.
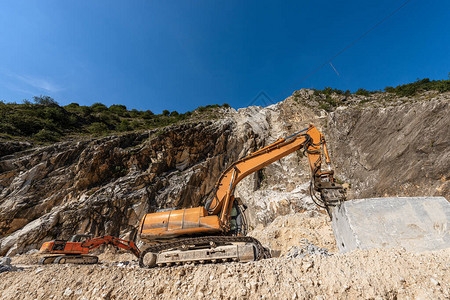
[39,254,99,265]
[139,236,271,268]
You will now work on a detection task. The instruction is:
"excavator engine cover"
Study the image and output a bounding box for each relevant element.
[140,206,222,241]
[39,240,89,255]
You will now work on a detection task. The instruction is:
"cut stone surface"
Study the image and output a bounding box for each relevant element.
[331,197,450,252]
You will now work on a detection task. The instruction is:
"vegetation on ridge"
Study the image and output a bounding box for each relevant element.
[0,96,230,144]
[1,77,449,144]
[296,77,450,112]
[312,77,450,98]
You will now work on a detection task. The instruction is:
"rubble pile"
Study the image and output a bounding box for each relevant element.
[0,212,449,299]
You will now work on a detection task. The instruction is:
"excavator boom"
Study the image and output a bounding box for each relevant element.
[81,235,141,258]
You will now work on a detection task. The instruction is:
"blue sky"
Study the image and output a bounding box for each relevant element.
[0,1,449,113]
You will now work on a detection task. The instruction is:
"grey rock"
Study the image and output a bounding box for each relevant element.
[286,239,331,259]
[0,256,12,266]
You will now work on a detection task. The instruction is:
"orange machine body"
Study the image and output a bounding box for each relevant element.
[139,206,222,240]
[39,235,141,258]
[39,240,90,255]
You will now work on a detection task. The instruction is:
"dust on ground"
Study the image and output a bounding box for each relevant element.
[1,212,449,300]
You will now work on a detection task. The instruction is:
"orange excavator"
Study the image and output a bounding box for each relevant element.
[138,124,346,267]
[39,234,140,264]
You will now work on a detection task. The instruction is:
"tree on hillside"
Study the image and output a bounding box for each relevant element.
[33,95,59,106]
[109,104,128,116]
[91,102,108,113]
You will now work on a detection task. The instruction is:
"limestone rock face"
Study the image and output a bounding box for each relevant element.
[328,97,450,199]
[1,92,449,256]
[0,119,243,255]
[0,141,32,157]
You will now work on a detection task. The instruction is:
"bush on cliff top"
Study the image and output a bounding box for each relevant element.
[0,96,230,143]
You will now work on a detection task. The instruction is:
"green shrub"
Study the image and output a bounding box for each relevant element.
[384,86,395,93]
[34,129,61,142]
[129,109,141,118]
[355,88,371,96]
[91,102,108,113]
[314,87,344,95]
[33,95,59,106]
[142,110,154,119]
[0,96,232,142]
[117,120,132,132]
[8,113,44,136]
[87,122,109,134]
[109,104,128,116]
[385,78,450,97]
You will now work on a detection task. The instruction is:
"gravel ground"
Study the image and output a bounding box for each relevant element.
[1,212,449,300]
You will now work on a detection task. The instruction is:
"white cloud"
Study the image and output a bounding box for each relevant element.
[14,73,63,93]
[0,70,63,94]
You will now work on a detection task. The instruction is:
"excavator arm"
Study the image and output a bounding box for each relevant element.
[81,236,141,258]
[139,124,345,241]
[206,124,344,227]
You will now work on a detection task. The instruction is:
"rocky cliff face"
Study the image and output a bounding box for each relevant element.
[329,97,449,200]
[1,91,449,256]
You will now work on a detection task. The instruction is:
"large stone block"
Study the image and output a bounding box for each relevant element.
[330,197,450,252]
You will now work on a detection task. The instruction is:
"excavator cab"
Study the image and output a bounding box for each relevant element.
[229,198,248,236]
[51,240,67,251]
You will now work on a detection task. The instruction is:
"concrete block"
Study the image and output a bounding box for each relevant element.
[330,197,450,253]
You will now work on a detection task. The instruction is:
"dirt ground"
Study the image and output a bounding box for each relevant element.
[1,212,449,300]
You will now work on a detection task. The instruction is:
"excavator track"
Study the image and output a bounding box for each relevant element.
[39,255,99,265]
[139,236,271,268]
